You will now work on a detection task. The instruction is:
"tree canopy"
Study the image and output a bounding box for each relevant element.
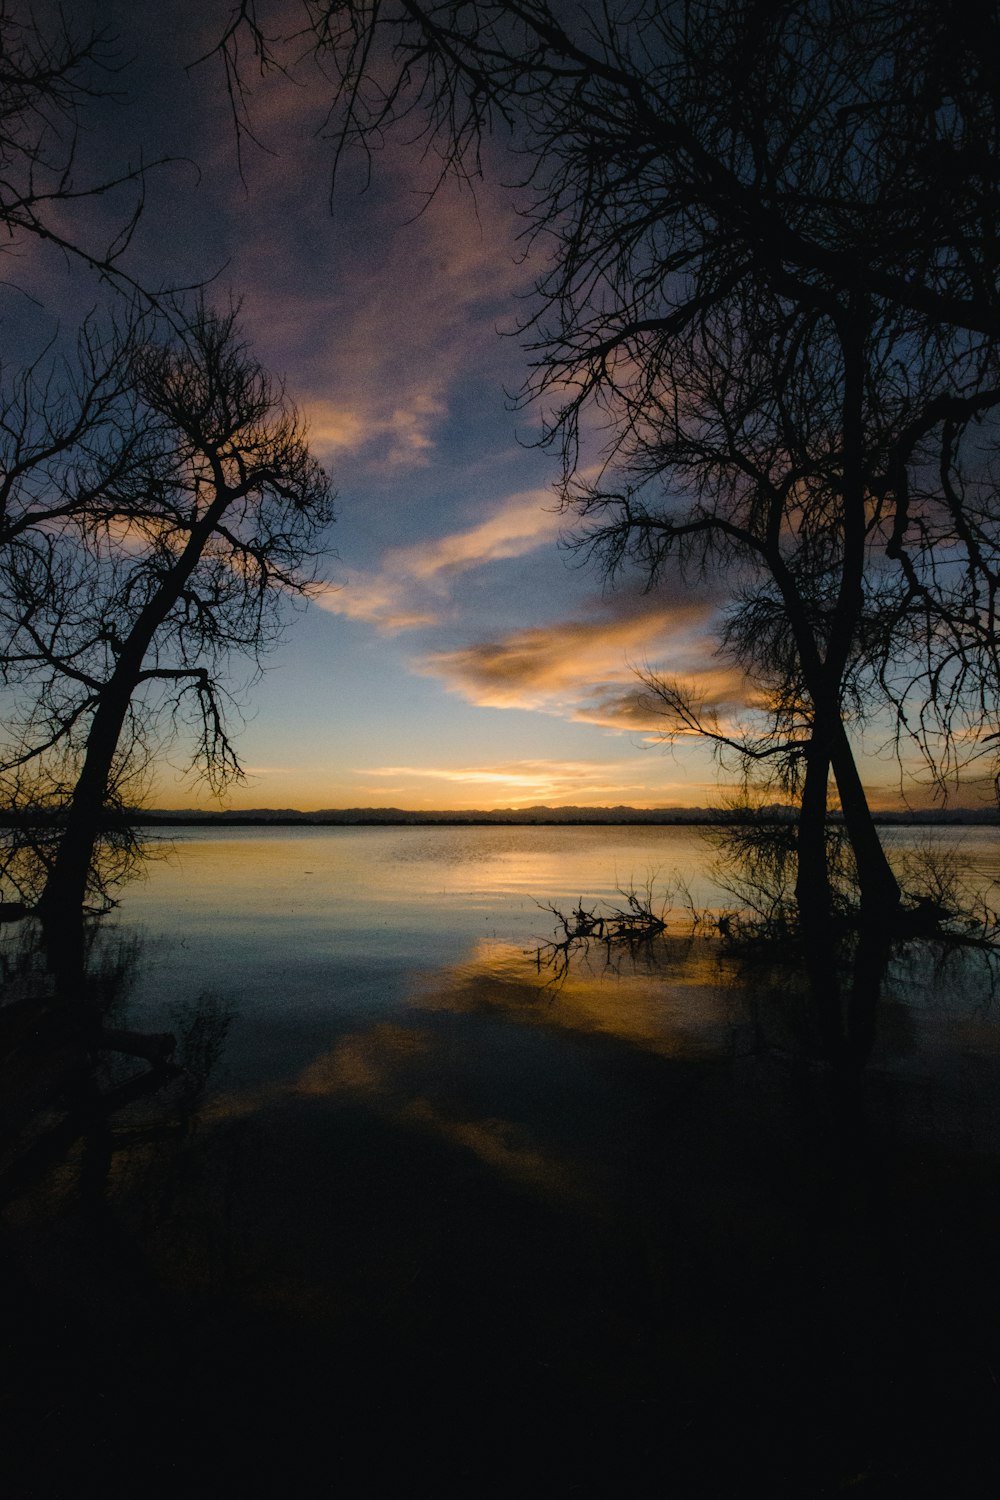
[218,0,1000,824]
[0,303,334,919]
[207,0,1000,1049]
[0,5,337,926]
[0,0,155,298]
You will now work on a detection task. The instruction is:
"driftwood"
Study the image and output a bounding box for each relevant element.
[534,882,672,980]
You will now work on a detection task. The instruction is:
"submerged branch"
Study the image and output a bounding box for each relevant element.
[532,878,674,982]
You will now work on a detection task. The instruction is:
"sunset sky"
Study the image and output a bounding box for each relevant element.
[1,1,952,811]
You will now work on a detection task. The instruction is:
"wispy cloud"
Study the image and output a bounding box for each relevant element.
[400,495,564,578]
[219,95,533,473]
[357,757,682,805]
[314,488,564,632]
[300,386,448,469]
[313,575,441,632]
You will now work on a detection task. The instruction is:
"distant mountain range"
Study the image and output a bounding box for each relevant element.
[132,803,1000,826]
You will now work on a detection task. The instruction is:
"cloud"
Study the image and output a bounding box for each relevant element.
[313,487,564,632]
[572,665,752,734]
[400,495,564,579]
[313,574,441,632]
[359,758,655,804]
[416,601,745,729]
[218,103,534,474]
[300,387,448,469]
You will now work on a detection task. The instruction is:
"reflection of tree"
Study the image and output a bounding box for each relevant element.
[0,797,147,917]
[534,879,670,984]
[1,915,236,1496]
[0,920,232,1206]
[533,820,1000,1060]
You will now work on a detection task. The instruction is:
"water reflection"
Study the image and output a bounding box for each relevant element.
[420,937,746,1058]
[0,917,233,1203]
[5,827,1000,1495]
[292,1013,588,1202]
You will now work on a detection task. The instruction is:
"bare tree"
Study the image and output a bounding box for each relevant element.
[215,1,1000,341]
[210,1,1000,896]
[0,301,335,927]
[212,8,1000,786]
[0,0,157,299]
[0,11,336,951]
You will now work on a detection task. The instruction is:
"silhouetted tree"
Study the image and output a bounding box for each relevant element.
[0,303,335,934]
[213,2,1000,1000]
[0,1,153,299]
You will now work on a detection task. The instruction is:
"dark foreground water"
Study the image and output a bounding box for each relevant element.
[3,825,1000,1497]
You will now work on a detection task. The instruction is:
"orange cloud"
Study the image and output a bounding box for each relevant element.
[313,574,441,632]
[400,494,564,578]
[572,666,751,734]
[359,758,656,804]
[417,603,741,726]
[301,387,448,467]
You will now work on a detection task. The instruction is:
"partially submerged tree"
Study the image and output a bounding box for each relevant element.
[577,250,1000,1044]
[0,302,335,927]
[212,3,1000,994]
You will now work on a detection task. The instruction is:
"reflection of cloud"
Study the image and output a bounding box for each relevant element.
[313,488,563,633]
[293,1020,583,1198]
[419,941,741,1061]
[189,936,746,1218]
[296,1023,430,1096]
[402,1100,569,1194]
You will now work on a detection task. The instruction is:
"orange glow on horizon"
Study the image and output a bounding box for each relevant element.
[144,738,983,814]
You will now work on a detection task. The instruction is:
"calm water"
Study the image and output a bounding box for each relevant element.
[114,822,1000,1095]
[119,823,733,1084]
[6,824,1000,1496]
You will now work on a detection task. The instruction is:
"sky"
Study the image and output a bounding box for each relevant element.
[0,0,964,812]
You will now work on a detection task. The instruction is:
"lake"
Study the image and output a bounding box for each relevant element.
[4,823,1000,1497]
[116,822,1000,1093]
[119,822,747,1087]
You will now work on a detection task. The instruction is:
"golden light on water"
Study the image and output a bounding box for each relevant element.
[415,940,743,1060]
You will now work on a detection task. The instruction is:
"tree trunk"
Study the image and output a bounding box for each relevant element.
[829,724,898,1065]
[37,679,136,931]
[38,487,235,948]
[805,298,894,1058]
[830,720,901,921]
[795,714,845,1058]
[845,918,893,1065]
